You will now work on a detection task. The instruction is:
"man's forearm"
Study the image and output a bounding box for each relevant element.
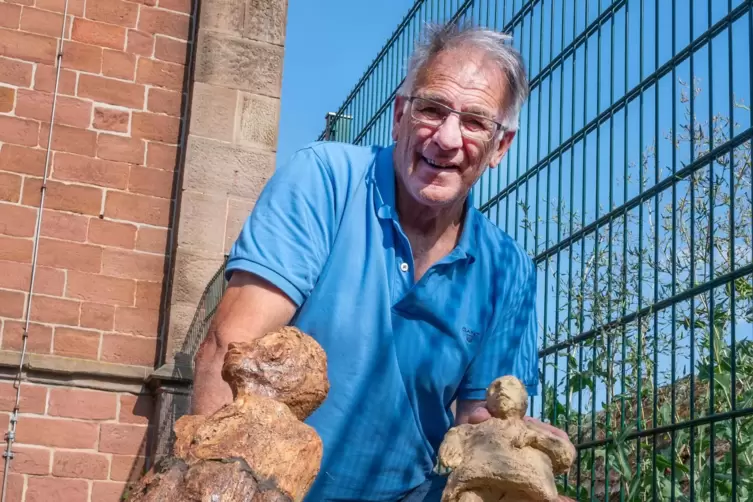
[187,270,298,416]
[191,333,234,416]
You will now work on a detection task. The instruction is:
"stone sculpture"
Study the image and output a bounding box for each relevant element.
[437,376,575,502]
[127,326,330,502]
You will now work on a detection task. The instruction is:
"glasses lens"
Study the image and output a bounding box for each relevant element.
[411,98,446,124]
[460,116,495,140]
[411,98,496,140]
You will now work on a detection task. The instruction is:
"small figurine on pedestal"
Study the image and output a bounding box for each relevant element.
[437,376,575,502]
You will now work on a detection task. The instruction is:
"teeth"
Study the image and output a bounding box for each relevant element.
[424,157,451,168]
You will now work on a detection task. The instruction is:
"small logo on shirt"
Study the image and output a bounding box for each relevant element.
[462,327,481,343]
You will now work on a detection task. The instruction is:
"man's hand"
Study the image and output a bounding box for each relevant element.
[457,401,572,445]
[454,399,490,425]
[523,416,571,443]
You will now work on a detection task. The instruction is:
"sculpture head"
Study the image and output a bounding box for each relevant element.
[485,375,528,420]
[221,326,329,420]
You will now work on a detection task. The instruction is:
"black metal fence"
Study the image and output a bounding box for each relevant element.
[177,256,228,365]
[321,0,753,500]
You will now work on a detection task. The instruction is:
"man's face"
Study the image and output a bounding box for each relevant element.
[391,48,516,209]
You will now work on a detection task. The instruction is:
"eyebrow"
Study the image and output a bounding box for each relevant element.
[416,94,496,119]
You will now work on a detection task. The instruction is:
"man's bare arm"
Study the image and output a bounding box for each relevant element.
[190,270,297,416]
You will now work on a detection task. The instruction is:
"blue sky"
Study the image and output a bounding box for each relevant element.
[275,0,416,168]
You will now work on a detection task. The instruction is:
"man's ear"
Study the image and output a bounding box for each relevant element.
[489,129,516,168]
[392,95,409,142]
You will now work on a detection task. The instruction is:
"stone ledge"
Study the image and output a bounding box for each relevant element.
[147,361,194,389]
[0,351,151,380]
[0,351,152,394]
[0,352,197,395]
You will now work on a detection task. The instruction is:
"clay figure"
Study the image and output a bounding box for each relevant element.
[437,376,575,502]
[127,326,330,502]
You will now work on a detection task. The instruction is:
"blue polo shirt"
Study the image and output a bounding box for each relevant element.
[225,141,539,501]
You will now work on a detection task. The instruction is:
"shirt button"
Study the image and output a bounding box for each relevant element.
[400,262,409,273]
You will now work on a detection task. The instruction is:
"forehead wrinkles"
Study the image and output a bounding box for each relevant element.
[413,48,507,113]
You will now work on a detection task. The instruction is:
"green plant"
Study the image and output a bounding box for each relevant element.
[517,77,752,501]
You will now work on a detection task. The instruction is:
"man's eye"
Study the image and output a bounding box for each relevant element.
[419,106,442,118]
[463,119,486,131]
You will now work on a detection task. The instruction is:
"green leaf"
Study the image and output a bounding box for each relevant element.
[715,372,732,390]
[659,403,671,426]
[613,440,632,479]
[654,453,673,472]
[568,371,595,394]
[628,470,643,501]
[734,277,753,301]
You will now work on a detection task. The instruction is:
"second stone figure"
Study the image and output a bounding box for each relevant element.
[437,375,575,502]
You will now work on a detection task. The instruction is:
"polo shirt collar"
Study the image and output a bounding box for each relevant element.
[373,144,478,263]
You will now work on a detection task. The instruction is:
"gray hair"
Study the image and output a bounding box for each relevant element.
[396,23,529,131]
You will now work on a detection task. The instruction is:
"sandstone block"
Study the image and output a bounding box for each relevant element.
[198,0,244,34]
[189,82,237,142]
[183,136,275,199]
[243,0,287,45]
[194,31,283,97]
[169,249,225,313]
[166,300,207,359]
[238,92,279,150]
[175,190,227,255]
[224,197,254,253]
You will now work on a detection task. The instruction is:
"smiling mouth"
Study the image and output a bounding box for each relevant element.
[421,156,458,170]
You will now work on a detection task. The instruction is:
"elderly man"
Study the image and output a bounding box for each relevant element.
[191,22,574,502]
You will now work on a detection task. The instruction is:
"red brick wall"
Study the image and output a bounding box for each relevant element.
[0,382,153,502]
[0,0,193,498]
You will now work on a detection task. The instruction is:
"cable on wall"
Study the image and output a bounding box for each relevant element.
[0,0,69,499]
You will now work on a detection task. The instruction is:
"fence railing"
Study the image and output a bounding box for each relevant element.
[317,0,475,146]
[320,0,753,500]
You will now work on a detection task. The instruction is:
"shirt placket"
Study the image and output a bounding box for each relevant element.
[391,223,415,305]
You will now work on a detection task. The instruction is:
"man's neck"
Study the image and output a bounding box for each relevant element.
[395,180,467,279]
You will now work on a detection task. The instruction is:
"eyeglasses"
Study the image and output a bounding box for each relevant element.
[408,96,504,141]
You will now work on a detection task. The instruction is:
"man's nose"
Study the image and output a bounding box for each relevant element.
[432,113,463,150]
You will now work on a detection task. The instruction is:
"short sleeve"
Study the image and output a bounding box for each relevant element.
[224,146,340,307]
[458,257,539,400]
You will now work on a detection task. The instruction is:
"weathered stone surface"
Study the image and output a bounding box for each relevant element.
[125,456,290,501]
[164,248,225,362]
[244,0,287,45]
[437,376,575,502]
[166,301,203,358]
[194,31,283,97]
[220,327,329,420]
[198,0,245,34]
[189,82,238,142]
[183,136,275,199]
[238,92,279,150]
[129,327,329,502]
[175,191,227,255]
[170,248,225,305]
[224,198,254,254]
